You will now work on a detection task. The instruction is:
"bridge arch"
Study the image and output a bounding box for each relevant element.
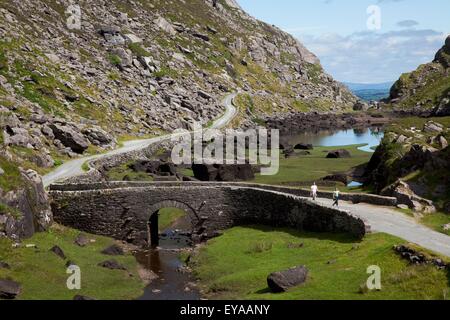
[147,199,200,247]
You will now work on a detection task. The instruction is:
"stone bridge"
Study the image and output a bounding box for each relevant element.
[48,182,378,246]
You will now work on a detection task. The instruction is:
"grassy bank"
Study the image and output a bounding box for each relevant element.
[252,144,372,192]
[159,208,186,231]
[0,225,144,300]
[190,226,450,300]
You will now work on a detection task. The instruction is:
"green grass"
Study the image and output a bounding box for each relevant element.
[106,161,154,182]
[0,225,144,300]
[421,213,450,236]
[190,226,450,300]
[158,208,186,231]
[128,43,150,58]
[81,161,90,172]
[0,157,24,192]
[253,145,371,189]
[107,54,122,67]
[0,203,22,218]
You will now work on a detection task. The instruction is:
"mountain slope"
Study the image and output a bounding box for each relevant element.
[0,0,358,172]
[385,35,450,116]
[0,0,358,239]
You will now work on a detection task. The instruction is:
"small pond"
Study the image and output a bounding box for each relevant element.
[284,127,384,153]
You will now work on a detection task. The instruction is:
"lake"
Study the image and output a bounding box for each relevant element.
[284,127,384,153]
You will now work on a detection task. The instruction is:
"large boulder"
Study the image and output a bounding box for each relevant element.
[0,169,52,240]
[154,16,177,35]
[326,149,351,159]
[294,143,313,150]
[74,233,90,247]
[381,180,436,213]
[49,124,89,154]
[192,164,254,181]
[322,173,348,185]
[267,266,308,293]
[82,126,115,148]
[129,160,177,176]
[101,244,124,256]
[0,279,21,299]
[98,260,127,270]
[423,121,444,134]
[50,245,66,259]
[353,101,369,111]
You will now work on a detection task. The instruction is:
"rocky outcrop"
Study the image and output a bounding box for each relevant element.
[192,164,255,181]
[326,149,351,159]
[98,259,127,270]
[381,180,436,213]
[82,127,116,149]
[366,120,449,212]
[267,266,308,293]
[386,36,450,115]
[322,173,348,185]
[101,244,124,256]
[393,245,448,270]
[0,169,52,240]
[49,124,90,154]
[265,112,389,135]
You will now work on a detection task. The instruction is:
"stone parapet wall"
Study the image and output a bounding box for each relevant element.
[49,182,367,245]
[50,181,397,207]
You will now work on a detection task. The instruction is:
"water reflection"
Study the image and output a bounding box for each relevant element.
[285,127,384,153]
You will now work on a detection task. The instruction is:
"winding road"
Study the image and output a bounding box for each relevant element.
[43,93,237,187]
[43,91,450,257]
[315,198,450,257]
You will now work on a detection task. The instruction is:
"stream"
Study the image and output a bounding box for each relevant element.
[134,126,385,300]
[135,216,200,300]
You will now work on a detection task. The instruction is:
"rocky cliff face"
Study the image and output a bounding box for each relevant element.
[385,35,450,116]
[366,118,450,213]
[0,0,357,238]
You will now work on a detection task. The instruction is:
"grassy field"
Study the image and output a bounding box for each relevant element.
[0,225,144,300]
[252,144,372,192]
[190,226,450,300]
[158,208,186,231]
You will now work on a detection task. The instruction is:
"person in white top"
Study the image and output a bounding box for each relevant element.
[310,182,318,201]
[332,188,340,207]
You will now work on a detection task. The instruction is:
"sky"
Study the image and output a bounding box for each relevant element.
[237,0,450,84]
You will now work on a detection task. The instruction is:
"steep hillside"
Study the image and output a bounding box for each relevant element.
[0,0,358,238]
[385,36,450,116]
[366,117,450,213]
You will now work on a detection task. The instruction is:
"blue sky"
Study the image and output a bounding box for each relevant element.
[237,0,450,83]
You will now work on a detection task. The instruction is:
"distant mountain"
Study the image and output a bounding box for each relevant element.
[344,82,393,102]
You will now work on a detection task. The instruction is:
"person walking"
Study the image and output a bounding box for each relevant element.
[310,182,318,201]
[332,187,340,207]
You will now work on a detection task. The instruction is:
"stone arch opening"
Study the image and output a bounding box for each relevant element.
[147,200,199,247]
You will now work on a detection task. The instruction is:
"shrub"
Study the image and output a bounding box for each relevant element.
[108,54,122,66]
[128,43,150,57]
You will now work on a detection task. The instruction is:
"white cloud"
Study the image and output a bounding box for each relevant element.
[296,29,449,83]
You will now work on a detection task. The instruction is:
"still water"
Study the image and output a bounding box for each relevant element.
[285,127,384,153]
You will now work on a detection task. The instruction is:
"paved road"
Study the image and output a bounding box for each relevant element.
[43,93,238,187]
[43,91,450,257]
[314,197,450,257]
